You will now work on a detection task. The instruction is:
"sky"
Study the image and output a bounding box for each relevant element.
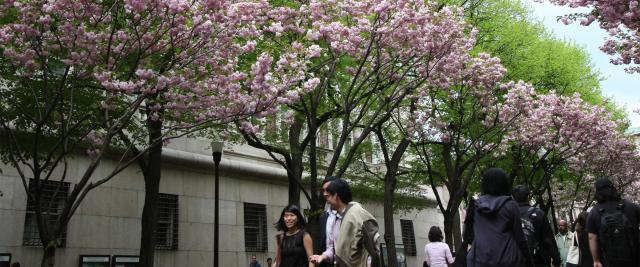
[524,0,640,128]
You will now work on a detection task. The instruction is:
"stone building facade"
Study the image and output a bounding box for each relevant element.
[0,137,445,267]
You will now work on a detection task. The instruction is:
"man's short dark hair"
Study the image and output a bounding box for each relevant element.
[323,176,337,185]
[512,185,530,203]
[481,168,512,196]
[326,178,352,204]
[428,226,444,242]
[594,177,620,203]
[267,258,272,261]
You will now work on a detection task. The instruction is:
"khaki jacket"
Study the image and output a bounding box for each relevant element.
[335,202,375,267]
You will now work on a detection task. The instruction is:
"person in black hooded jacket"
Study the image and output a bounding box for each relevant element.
[466,168,534,267]
[512,185,561,267]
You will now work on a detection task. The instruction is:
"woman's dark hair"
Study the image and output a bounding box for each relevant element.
[481,168,512,196]
[274,204,306,231]
[574,211,589,233]
[325,178,352,204]
[428,226,444,242]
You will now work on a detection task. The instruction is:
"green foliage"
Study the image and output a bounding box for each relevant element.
[349,177,437,212]
[468,0,604,103]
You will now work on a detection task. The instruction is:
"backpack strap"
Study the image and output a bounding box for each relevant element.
[616,200,625,211]
[526,206,537,217]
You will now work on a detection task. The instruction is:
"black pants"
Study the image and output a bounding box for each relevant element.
[607,260,637,267]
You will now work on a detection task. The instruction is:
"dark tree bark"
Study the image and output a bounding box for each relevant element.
[41,245,56,267]
[376,123,411,267]
[453,210,462,252]
[139,104,164,267]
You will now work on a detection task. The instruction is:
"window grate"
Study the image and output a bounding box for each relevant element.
[244,203,268,252]
[23,179,70,247]
[400,219,417,256]
[155,193,178,250]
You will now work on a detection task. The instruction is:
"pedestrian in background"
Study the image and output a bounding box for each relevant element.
[466,168,533,267]
[512,185,561,267]
[310,176,338,267]
[424,226,453,267]
[554,220,571,267]
[274,204,314,267]
[565,212,591,267]
[250,255,262,267]
[587,177,640,267]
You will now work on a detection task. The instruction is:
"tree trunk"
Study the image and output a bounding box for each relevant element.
[139,112,163,267]
[546,183,559,233]
[443,211,455,250]
[452,210,462,253]
[443,208,463,252]
[381,138,410,267]
[443,193,463,251]
[40,245,56,267]
[288,174,301,207]
[383,176,398,267]
[307,215,324,254]
[287,118,304,206]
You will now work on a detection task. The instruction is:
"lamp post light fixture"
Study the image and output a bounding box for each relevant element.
[211,140,224,267]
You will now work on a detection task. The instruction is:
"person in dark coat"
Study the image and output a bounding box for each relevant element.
[512,185,561,267]
[572,211,592,267]
[313,176,337,267]
[466,168,533,267]
[586,177,640,267]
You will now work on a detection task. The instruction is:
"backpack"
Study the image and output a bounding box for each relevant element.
[361,218,381,267]
[598,201,635,263]
[520,206,539,254]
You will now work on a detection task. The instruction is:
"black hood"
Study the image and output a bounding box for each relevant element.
[476,195,513,215]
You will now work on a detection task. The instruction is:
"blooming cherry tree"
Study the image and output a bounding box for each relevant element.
[501,87,624,223]
[235,1,485,262]
[547,0,640,72]
[0,0,306,266]
[409,51,536,248]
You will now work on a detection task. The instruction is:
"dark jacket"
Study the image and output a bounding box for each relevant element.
[517,204,561,266]
[466,195,533,267]
[318,211,335,267]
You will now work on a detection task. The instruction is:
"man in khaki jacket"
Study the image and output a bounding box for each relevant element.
[320,179,377,267]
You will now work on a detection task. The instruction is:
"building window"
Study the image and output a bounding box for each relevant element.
[244,203,268,252]
[23,179,70,247]
[318,127,330,149]
[155,193,178,250]
[0,253,10,267]
[400,219,417,256]
[79,255,110,267]
[111,255,139,267]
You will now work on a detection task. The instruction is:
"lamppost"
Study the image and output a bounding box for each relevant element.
[211,141,224,267]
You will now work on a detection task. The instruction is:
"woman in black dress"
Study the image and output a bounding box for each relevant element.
[274,204,314,267]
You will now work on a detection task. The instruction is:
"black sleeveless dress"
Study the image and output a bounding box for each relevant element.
[279,230,308,267]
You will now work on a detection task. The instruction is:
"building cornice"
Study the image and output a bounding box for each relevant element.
[161,147,289,182]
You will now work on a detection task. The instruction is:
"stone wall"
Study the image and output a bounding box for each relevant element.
[0,140,446,266]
